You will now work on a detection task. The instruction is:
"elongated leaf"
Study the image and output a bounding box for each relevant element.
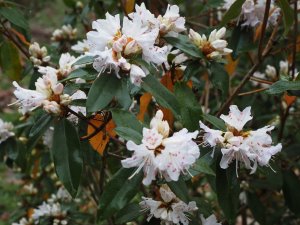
[203,114,226,131]
[72,55,95,66]
[142,75,180,117]
[87,74,121,112]
[115,79,132,110]
[51,119,83,197]
[175,82,202,131]
[210,62,229,98]
[114,127,143,144]
[189,152,215,176]
[98,168,143,219]
[267,80,300,94]
[247,192,266,224]
[168,176,190,203]
[216,164,240,224]
[60,68,97,82]
[0,41,22,80]
[278,0,294,36]
[183,61,204,81]
[0,7,28,30]
[164,34,203,58]
[115,203,142,224]
[29,114,53,137]
[282,170,300,216]
[220,0,246,26]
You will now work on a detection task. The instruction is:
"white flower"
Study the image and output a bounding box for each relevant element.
[265,65,277,80]
[279,60,289,75]
[199,121,224,147]
[39,53,77,79]
[157,4,186,37]
[12,217,33,225]
[86,10,168,84]
[29,42,51,66]
[220,105,252,131]
[140,185,198,225]
[122,110,199,185]
[71,39,90,53]
[200,214,222,225]
[12,72,69,115]
[32,202,66,221]
[189,27,232,59]
[68,90,87,123]
[129,64,146,86]
[200,105,281,174]
[0,119,14,144]
[43,126,54,148]
[51,24,77,42]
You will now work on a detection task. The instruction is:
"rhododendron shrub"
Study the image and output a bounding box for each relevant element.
[0,0,300,225]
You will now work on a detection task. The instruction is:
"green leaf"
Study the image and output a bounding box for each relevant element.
[216,164,240,224]
[29,114,54,138]
[60,68,97,82]
[278,0,294,36]
[164,34,204,58]
[112,109,143,132]
[203,114,226,131]
[183,61,204,81]
[210,62,229,98]
[267,80,300,94]
[247,192,266,224]
[115,79,132,110]
[98,168,143,219]
[174,82,202,131]
[0,41,22,80]
[72,55,95,66]
[282,170,300,216]
[0,7,28,30]
[220,0,246,26]
[63,0,76,7]
[51,119,83,197]
[142,75,180,117]
[87,74,120,112]
[168,176,190,203]
[115,203,142,224]
[114,127,143,144]
[189,152,215,176]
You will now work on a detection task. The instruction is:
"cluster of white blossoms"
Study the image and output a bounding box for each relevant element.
[252,60,298,87]
[121,110,199,185]
[13,187,71,225]
[140,185,198,225]
[29,42,51,66]
[0,118,14,144]
[51,24,77,42]
[12,52,86,116]
[189,27,232,59]
[222,0,280,27]
[200,105,282,175]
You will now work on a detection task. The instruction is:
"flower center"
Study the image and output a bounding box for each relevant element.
[201,42,215,57]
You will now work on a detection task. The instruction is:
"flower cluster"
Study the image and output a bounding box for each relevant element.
[222,0,280,27]
[13,187,71,225]
[121,110,199,185]
[51,24,77,42]
[0,118,14,144]
[29,42,51,66]
[140,185,198,225]
[189,27,232,59]
[200,105,282,175]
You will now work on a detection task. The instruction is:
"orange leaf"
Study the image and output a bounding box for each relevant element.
[123,0,135,14]
[27,208,34,218]
[87,114,116,155]
[137,92,152,122]
[160,72,174,127]
[254,24,263,42]
[225,55,239,76]
[284,93,297,106]
[11,28,30,46]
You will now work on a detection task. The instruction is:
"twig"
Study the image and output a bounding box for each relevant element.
[238,87,268,96]
[64,106,98,130]
[291,0,298,79]
[257,0,271,60]
[250,76,273,85]
[216,14,280,117]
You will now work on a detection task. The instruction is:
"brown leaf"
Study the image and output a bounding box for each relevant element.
[87,114,116,155]
[137,92,152,122]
